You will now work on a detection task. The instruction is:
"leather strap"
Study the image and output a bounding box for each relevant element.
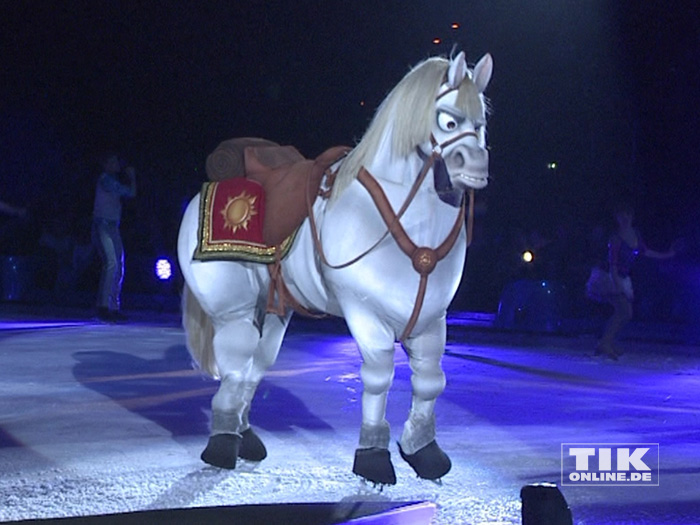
[266,240,327,318]
[301,134,477,336]
[357,168,466,340]
[307,152,439,270]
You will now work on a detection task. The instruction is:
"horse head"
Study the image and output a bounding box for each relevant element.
[423,52,493,205]
[330,52,493,205]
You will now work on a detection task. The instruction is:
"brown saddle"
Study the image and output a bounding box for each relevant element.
[206,138,349,247]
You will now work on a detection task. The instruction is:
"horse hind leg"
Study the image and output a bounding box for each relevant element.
[200,317,259,469]
[398,317,451,480]
[238,311,292,461]
[199,314,261,468]
[201,311,291,469]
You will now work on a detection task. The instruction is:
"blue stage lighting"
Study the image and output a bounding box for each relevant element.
[155,258,172,281]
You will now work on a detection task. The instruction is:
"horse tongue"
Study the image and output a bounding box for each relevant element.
[433,158,462,207]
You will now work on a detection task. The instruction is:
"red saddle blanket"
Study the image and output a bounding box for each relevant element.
[194,138,350,263]
[194,177,296,263]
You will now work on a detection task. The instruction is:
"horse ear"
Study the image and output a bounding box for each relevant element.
[471,53,493,93]
[447,51,468,88]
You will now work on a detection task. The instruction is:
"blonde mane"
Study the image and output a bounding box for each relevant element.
[330,56,487,201]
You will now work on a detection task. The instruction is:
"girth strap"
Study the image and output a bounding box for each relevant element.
[356,168,466,340]
[267,244,327,318]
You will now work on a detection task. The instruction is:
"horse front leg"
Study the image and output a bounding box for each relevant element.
[343,306,397,485]
[399,314,452,480]
[202,311,291,469]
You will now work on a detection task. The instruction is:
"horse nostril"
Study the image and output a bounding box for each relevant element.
[455,151,465,168]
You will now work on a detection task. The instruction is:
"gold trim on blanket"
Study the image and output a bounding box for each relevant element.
[193,181,296,263]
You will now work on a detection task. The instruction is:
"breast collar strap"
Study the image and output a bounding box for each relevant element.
[356,167,466,341]
[306,131,477,340]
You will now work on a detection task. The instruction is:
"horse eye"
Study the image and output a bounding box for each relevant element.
[437,111,458,132]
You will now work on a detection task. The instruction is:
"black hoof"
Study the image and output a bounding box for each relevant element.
[239,427,267,461]
[353,447,397,485]
[201,433,241,469]
[398,440,451,480]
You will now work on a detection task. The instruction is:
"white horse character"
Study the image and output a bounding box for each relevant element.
[177,51,493,485]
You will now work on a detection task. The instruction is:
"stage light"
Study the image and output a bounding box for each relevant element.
[521,482,573,524]
[451,23,460,29]
[155,258,173,281]
[547,161,558,170]
[432,38,442,44]
[522,250,534,263]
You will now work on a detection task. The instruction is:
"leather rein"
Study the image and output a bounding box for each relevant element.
[307,131,477,340]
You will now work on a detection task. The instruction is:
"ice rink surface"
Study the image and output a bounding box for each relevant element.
[1,307,699,524]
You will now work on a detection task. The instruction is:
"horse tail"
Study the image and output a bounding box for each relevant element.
[182,283,220,379]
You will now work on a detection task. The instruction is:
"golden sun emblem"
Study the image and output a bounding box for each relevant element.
[221,191,258,233]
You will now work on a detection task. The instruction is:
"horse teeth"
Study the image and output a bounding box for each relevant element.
[455,174,488,188]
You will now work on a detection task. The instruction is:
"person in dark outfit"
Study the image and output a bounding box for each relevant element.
[92,152,136,322]
[597,203,675,359]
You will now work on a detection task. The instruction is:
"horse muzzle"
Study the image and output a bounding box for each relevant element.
[445,144,489,190]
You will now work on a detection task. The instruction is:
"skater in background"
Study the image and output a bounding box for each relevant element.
[92,151,136,322]
[597,202,676,359]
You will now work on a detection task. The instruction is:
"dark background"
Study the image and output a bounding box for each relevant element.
[1,1,699,311]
